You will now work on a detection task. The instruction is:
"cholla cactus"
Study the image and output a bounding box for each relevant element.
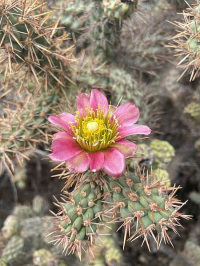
[54,0,137,59]
[50,170,189,257]
[0,0,74,88]
[132,139,175,171]
[102,0,137,19]
[169,3,200,81]
[184,102,200,124]
[0,90,60,173]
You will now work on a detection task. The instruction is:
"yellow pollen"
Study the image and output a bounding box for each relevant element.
[71,106,121,152]
[87,121,99,132]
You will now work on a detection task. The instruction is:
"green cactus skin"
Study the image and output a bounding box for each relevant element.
[150,140,175,168]
[33,249,54,266]
[132,139,175,175]
[154,169,171,188]
[51,179,104,258]
[102,0,137,19]
[13,205,35,221]
[1,215,19,239]
[0,0,73,86]
[103,235,122,266]
[169,3,200,81]
[1,236,29,264]
[32,196,49,216]
[50,171,189,257]
[0,91,59,172]
[103,172,189,249]
[55,0,137,60]
[184,102,200,124]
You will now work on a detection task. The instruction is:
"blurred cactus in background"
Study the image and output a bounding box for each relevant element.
[169,2,200,81]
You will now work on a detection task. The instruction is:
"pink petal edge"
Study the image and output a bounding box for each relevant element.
[111,139,137,158]
[48,113,75,135]
[66,151,89,173]
[53,132,71,140]
[87,152,104,172]
[90,89,109,114]
[102,148,125,178]
[118,124,151,139]
[114,102,140,126]
[49,138,82,161]
[76,93,90,115]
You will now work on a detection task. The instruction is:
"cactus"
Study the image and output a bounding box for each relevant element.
[32,196,49,216]
[50,170,189,257]
[102,0,137,19]
[54,0,137,59]
[0,90,60,172]
[13,205,35,221]
[154,169,171,188]
[150,140,175,169]
[169,3,200,81]
[1,215,19,239]
[71,57,155,127]
[131,139,175,172]
[120,0,174,73]
[1,236,30,264]
[170,241,200,266]
[184,102,200,125]
[33,249,55,266]
[50,178,104,258]
[0,0,73,87]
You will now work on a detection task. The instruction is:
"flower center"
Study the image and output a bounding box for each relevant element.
[86,121,99,132]
[70,106,120,152]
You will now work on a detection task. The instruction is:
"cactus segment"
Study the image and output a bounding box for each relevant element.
[50,171,189,257]
[0,0,73,86]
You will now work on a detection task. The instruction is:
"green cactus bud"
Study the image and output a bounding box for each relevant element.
[154,169,171,188]
[102,0,137,19]
[184,102,200,124]
[33,249,54,266]
[32,196,48,216]
[150,140,175,168]
[1,215,19,239]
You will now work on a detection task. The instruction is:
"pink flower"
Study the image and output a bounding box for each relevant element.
[48,89,151,178]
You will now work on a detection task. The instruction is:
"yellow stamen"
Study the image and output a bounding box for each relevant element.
[71,105,120,152]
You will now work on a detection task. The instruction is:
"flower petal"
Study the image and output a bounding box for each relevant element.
[53,132,71,140]
[48,113,75,135]
[102,149,125,178]
[111,139,137,158]
[76,93,90,115]
[118,125,151,139]
[87,152,104,172]
[114,102,139,126]
[90,89,108,114]
[67,151,89,173]
[49,138,82,161]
